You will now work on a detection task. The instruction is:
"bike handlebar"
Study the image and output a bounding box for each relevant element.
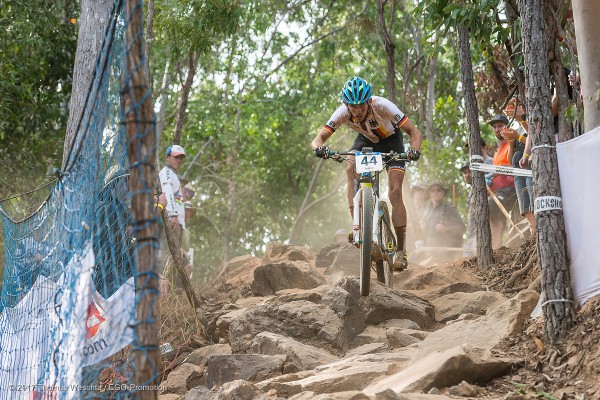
[327,149,409,162]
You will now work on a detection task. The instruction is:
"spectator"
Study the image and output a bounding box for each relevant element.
[420,182,465,249]
[487,115,517,249]
[158,144,187,292]
[465,137,493,165]
[502,103,535,234]
[460,162,477,256]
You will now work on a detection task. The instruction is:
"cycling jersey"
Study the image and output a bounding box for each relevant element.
[159,165,185,229]
[323,96,408,143]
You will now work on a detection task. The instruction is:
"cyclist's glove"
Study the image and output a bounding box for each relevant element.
[407,148,421,161]
[314,146,331,159]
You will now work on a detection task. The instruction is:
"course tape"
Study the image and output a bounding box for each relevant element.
[470,162,533,177]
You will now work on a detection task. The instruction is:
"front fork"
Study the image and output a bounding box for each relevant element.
[352,184,380,248]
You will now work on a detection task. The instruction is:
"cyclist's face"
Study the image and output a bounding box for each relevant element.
[346,102,369,121]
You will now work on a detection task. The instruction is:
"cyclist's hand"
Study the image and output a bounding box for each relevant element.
[314,146,331,159]
[407,148,421,161]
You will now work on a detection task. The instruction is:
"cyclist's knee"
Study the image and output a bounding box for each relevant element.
[389,185,403,201]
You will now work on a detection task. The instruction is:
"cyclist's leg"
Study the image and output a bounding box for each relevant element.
[381,132,408,269]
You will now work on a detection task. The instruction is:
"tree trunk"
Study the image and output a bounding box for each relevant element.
[457,24,494,270]
[571,0,600,131]
[155,56,172,152]
[519,0,575,344]
[544,0,573,142]
[425,53,437,143]
[62,0,113,169]
[376,0,396,103]
[173,51,198,145]
[123,0,159,395]
[144,0,155,83]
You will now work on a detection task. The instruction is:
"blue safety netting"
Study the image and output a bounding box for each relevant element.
[0,0,160,398]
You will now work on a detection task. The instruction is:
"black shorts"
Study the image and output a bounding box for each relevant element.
[488,187,517,222]
[350,129,406,170]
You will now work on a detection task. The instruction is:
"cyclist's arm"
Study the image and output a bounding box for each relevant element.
[311,127,334,150]
[398,119,423,151]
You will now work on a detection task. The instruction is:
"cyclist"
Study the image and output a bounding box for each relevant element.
[311,76,423,270]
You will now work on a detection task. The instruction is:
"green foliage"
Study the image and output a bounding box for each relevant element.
[0,1,78,198]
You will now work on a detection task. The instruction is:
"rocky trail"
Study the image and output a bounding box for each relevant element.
[156,241,600,400]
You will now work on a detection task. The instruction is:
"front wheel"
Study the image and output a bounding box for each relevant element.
[377,201,395,289]
[359,187,373,296]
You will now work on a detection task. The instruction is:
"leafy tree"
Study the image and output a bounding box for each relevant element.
[0,1,79,197]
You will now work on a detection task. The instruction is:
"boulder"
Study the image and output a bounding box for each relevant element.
[349,326,387,348]
[289,391,370,400]
[184,344,232,366]
[379,319,421,331]
[228,300,351,353]
[216,308,247,341]
[323,244,361,277]
[336,277,436,328]
[316,243,345,269]
[363,345,514,395]
[250,332,338,373]
[412,290,540,360]
[251,262,325,296]
[160,363,204,395]
[431,291,507,323]
[263,242,316,265]
[420,282,485,302]
[288,360,394,394]
[386,328,421,349]
[205,354,285,388]
[216,380,256,400]
[185,387,215,400]
[345,343,387,357]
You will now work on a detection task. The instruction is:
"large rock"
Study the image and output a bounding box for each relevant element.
[229,285,367,354]
[420,282,485,302]
[431,291,507,323]
[398,264,481,294]
[323,244,361,278]
[251,262,326,296]
[160,363,205,395]
[286,360,394,394]
[349,326,387,348]
[337,277,436,328]
[228,300,351,353]
[363,345,514,395]
[411,290,540,361]
[216,308,247,341]
[215,380,256,400]
[386,328,421,349]
[289,391,370,400]
[263,242,316,265]
[316,243,344,269]
[205,354,285,388]
[184,344,232,366]
[250,332,338,373]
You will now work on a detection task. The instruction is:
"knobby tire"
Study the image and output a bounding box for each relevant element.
[360,187,373,296]
[377,201,395,289]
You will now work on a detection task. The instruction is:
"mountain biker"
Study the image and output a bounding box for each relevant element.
[311,77,423,270]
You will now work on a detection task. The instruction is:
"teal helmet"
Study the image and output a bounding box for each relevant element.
[341,77,372,105]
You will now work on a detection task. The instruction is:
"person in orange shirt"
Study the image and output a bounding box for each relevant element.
[487,114,517,249]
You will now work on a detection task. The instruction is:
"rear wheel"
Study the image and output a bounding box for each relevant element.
[378,201,395,289]
[359,187,373,296]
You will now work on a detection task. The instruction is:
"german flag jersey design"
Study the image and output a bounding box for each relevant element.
[324,96,408,143]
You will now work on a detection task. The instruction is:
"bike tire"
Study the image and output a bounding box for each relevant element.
[378,201,395,289]
[360,187,373,296]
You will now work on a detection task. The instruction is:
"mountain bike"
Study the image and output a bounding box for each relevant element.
[326,148,409,296]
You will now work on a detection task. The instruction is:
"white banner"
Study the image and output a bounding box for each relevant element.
[0,245,135,399]
[470,162,533,177]
[557,125,600,306]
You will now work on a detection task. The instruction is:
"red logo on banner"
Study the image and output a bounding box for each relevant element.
[86,302,106,338]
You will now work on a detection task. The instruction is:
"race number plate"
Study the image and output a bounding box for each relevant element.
[355,152,383,173]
